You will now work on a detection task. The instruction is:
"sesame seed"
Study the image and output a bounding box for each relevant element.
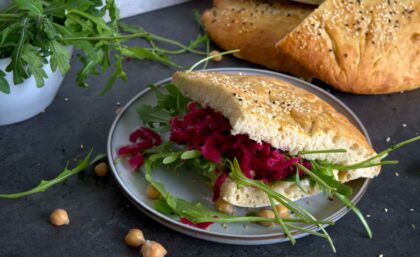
[384,208,388,213]
[64,97,69,102]
[366,214,371,218]
[395,172,399,176]
[386,137,391,142]
[402,123,407,127]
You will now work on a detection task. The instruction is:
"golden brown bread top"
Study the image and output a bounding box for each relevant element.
[202,0,315,79]
[276,0,420,94]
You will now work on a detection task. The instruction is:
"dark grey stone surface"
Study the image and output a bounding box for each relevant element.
[0,1,419,256]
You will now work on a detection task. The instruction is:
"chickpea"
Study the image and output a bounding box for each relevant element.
[146,184,161,199]
[49,209,69,226]
[275,204,289,219]
[257,209,275,227]
[94,162,109,177]
[209,50,223,62]
[125,228,145,247]
[215,198,235,214]
[141,240,167,257]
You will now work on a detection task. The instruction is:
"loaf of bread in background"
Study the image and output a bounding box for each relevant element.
[276,0,420,94]
[203,0,420,94]
[202,0,315,79]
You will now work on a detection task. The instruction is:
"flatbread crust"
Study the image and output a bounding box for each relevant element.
[276,0,420,94]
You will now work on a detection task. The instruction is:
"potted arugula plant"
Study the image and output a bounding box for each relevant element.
[0,0,209,125]
[0,0,121,125]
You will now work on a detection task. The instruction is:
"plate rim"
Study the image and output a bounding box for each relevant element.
[107,68,371,243]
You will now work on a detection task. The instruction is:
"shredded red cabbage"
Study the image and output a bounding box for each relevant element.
[180,217,213,229]
[170,102,310,183]
[118,128,161,170]
[213,172,228,201]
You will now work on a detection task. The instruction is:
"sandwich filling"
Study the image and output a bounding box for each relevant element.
[119,100,313,203]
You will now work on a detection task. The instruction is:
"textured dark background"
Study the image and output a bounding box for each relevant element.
[1,1,419,256]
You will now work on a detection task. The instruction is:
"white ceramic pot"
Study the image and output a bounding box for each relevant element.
[0,47,73,126]
[0,1,11,11]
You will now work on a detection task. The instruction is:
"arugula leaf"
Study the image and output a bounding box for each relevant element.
[188,34,208,50]
[136,84,190,131]
[105,0,119,29]
[336,193,372,238]
[162,154,180,165]
[181,150,202,160]
[14,0,43,16]
[21,44,48,87]
[269,196,295,245]
[0,70,10,94]
[0,151,105,199]
[293,169,308,194]
[48,41,71,75]
[137,104,173,124]
[154,198,174,215]
[99,54,127,95]
[120,46,181,68]
[192,9,204,29]
[152,84,190,116]
[41,17,60,40]
[118,22,146,34]
[6,17,29,85]
[317,173,353,196]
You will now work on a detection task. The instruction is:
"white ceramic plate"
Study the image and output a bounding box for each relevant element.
[107,68,371,245]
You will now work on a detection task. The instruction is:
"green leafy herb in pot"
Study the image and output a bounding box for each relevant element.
[0,0,209,94]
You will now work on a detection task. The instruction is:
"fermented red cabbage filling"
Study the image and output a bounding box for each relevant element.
[170,102,311,183]
[118,102,312,203]
[118,127,162,170]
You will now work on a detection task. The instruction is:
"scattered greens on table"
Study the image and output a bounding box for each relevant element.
[0,150,104,198]
[131,84,420,252]
[0,0,209,94]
